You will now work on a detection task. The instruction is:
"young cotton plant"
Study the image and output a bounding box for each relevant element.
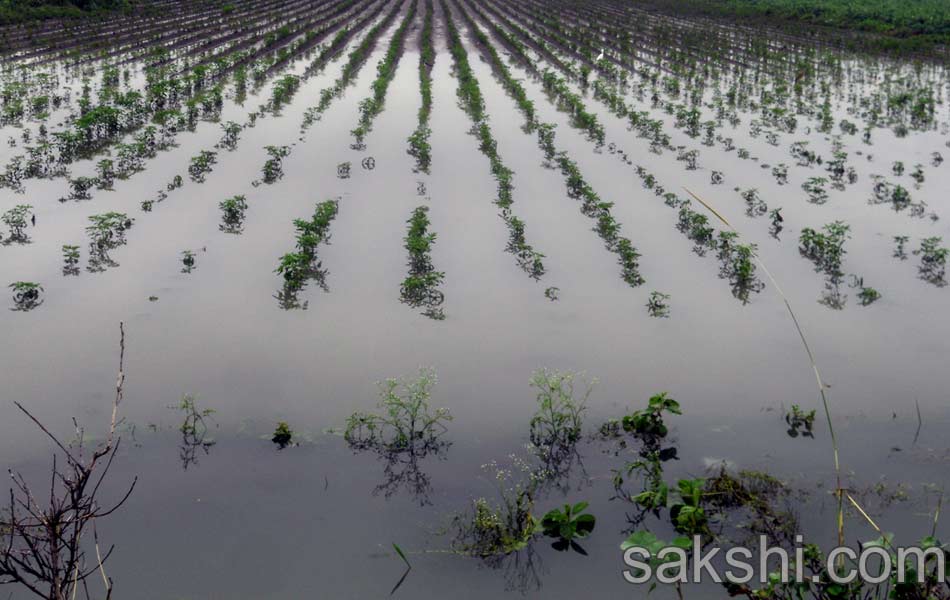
[540,501,596,551]
[400,206,445,320]
[915,237,948,286]
[2,204,32,242]
[275,199,338,291]
[219,194,248,234]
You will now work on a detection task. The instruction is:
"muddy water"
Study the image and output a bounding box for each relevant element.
[1,1,949,598]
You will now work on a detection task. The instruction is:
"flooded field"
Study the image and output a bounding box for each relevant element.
[1,0,948,598]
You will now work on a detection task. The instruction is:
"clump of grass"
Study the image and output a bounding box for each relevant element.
[344,367,451,452]
[455,489,536,558]
[702,468,800,545]
[454,454,594,562]
[528,369,590,453]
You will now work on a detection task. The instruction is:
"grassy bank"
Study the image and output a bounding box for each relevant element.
[634,0,950,55]
[0,0,130,25]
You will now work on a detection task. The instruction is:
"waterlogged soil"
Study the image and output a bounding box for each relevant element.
[1,0,949,598]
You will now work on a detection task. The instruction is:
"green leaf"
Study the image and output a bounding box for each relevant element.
[671,536,692,549]
[542,508,564,525]
[862,533,894,550]
[392,543,410,568]
[574,513,596,537]
[621,530,659,552]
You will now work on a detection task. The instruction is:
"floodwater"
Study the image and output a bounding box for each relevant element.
[1,0,949,597]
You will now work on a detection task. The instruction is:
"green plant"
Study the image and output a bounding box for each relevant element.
[647,291,670,317]
[219,194,247,234]
[85,212,133,249]
[407,1,434,173]
[349,0,416,148]
[217,120,241,150]
[458,491,536,558]
[9,281,43,310]
[260,145,290,184]
[622,393,681,438]
[799,221,850,277]
[528,369,590,451]
[188,150,217,182]
[62,245,79,265]
[915,236,948,285]
[669,478,709,535]
[857,286,881,306]
[620,530,692,579]
[67,176,97,200]
[786,404,816,438]
[400,206,444,319]
[540,501,596,548]
[893,235,910,260]
[443,10,549,283]
[802,176,829,204]
[272,422,293,448]
[175,394,216,469]
[177,394,214,437]
[2,204,32,240]
[181,250,196,273]
[344,367,451,452]
[275,199,339,293]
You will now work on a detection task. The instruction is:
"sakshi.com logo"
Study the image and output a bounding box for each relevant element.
[622,535,948,586]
